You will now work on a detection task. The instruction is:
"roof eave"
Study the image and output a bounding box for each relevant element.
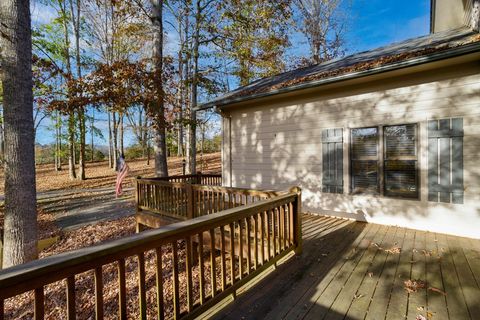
[196,40,480,111]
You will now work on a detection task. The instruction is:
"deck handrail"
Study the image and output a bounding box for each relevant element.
[136,178,287,221]
[0,188,302,319]
[141,173,222,186]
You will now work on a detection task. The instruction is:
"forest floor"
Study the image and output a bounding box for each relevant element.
[0,152,221,239]
[1,152,222,319]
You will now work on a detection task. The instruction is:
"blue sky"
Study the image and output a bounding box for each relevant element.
[33,0,431,146]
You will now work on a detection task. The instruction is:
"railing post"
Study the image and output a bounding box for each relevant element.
[289,186,302,255]
[187,184,194,219]
[135,176,142,213]
[197,171,202,185]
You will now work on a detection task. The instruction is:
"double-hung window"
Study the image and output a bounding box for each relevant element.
[350,124,418,198]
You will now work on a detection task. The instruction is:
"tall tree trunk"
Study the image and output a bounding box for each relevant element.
[68,112,76,179]
[119,112,124,156]
[90,108,94,162]
[71,0,85,180]
[112,111,118,170]
[55,111,62,171]
[176,9,184,157]
[107,110,113,168]
[187,0,200,174]
[0,110,5,160]
[151,0,168,177]
[0,0,38,267]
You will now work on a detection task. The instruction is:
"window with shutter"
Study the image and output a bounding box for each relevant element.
[322,128,343,194]
[351,127,379,194]
[428,118,464,204]
[383,124,418,198]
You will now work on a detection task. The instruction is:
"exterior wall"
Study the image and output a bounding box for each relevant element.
[432,0,473,32]
[222,60,480,239]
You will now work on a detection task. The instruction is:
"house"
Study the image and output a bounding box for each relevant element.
[198,0,480,239]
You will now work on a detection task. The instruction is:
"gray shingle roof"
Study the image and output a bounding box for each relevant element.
[199,28,479,110]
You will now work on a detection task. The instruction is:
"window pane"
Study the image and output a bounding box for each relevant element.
[385,124,416,158]
[352,127,378,158]
[384,123,418,198]
[352,160,378,193]
[351,127,378,193]
[384,160,418,198]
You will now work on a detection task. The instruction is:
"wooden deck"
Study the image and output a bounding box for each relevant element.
[212,214,480,320]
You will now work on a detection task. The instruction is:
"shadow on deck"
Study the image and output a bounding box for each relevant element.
[213,214,480,320]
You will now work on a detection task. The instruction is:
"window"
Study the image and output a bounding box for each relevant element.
[351,127,379,194]
[384,124,418,198]
[350,124,418,198]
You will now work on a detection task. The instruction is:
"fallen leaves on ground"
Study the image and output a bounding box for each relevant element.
[4,215,238,319]
[404,279,427,293]
[0,153,221,195]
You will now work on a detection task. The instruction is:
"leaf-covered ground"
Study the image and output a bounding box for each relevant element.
[4,215,235,319]
[1,153,223,319]
[0,152,221,195]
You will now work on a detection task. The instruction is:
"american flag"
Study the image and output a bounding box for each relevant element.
[115,156,130,197]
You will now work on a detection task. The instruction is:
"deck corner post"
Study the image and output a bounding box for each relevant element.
[197,171,202,185]
[187,184,195,219]
[289,186,302,255]
[135,176,142,213]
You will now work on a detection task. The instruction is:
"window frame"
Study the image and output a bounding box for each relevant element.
[349,123,420,199]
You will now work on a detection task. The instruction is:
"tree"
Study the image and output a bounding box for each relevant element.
[0,0,38,267]
[217,0,292,85]
[150,0,169,176]
[295,0,348,65]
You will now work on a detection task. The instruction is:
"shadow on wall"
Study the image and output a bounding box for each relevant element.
[228,64,480,223]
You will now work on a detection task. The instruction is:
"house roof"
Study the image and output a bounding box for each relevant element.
[198,28,480,110]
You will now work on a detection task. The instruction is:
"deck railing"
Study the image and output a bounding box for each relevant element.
[145,173,222,186]
[136,177,284,221]
[0,188,302,320]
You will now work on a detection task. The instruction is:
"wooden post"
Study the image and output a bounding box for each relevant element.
[135,176,143,233]
[289,187,302,255]
[187,184,194,219]
[197,171,202,185]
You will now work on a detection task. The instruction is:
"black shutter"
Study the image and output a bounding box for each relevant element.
[322,128,343,193]
[351,127,379,194]
[428,118,464,204]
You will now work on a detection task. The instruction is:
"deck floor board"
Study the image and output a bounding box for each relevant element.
[212,214,480,320]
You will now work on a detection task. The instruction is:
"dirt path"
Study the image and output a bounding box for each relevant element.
[37,187,136,230]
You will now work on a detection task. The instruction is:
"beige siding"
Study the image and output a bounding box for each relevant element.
[433,0,474,32]
[222,60,480,239]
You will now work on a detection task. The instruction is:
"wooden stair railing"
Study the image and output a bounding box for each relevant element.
[0,188,302,320]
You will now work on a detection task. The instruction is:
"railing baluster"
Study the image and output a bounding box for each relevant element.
[239,219,244,279]
[246,217,252,272]
[94,267,104,320]
[186,237,193,313]
[117,259,127,320]
[66,276,76,320]
[261,211,266,265]
[172,242,180,318]
[138,253,147,319]
[198,232,205,305]
[254,214,259,269]
[155,248,164,320]
[289,202,294,245]
[209,228,217,298]
[34,287,44,320]
[273,208,277,255]
[220,226,227,290]
[229,222,235,285]
[267,210,271,260]
[280,205,285,252]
